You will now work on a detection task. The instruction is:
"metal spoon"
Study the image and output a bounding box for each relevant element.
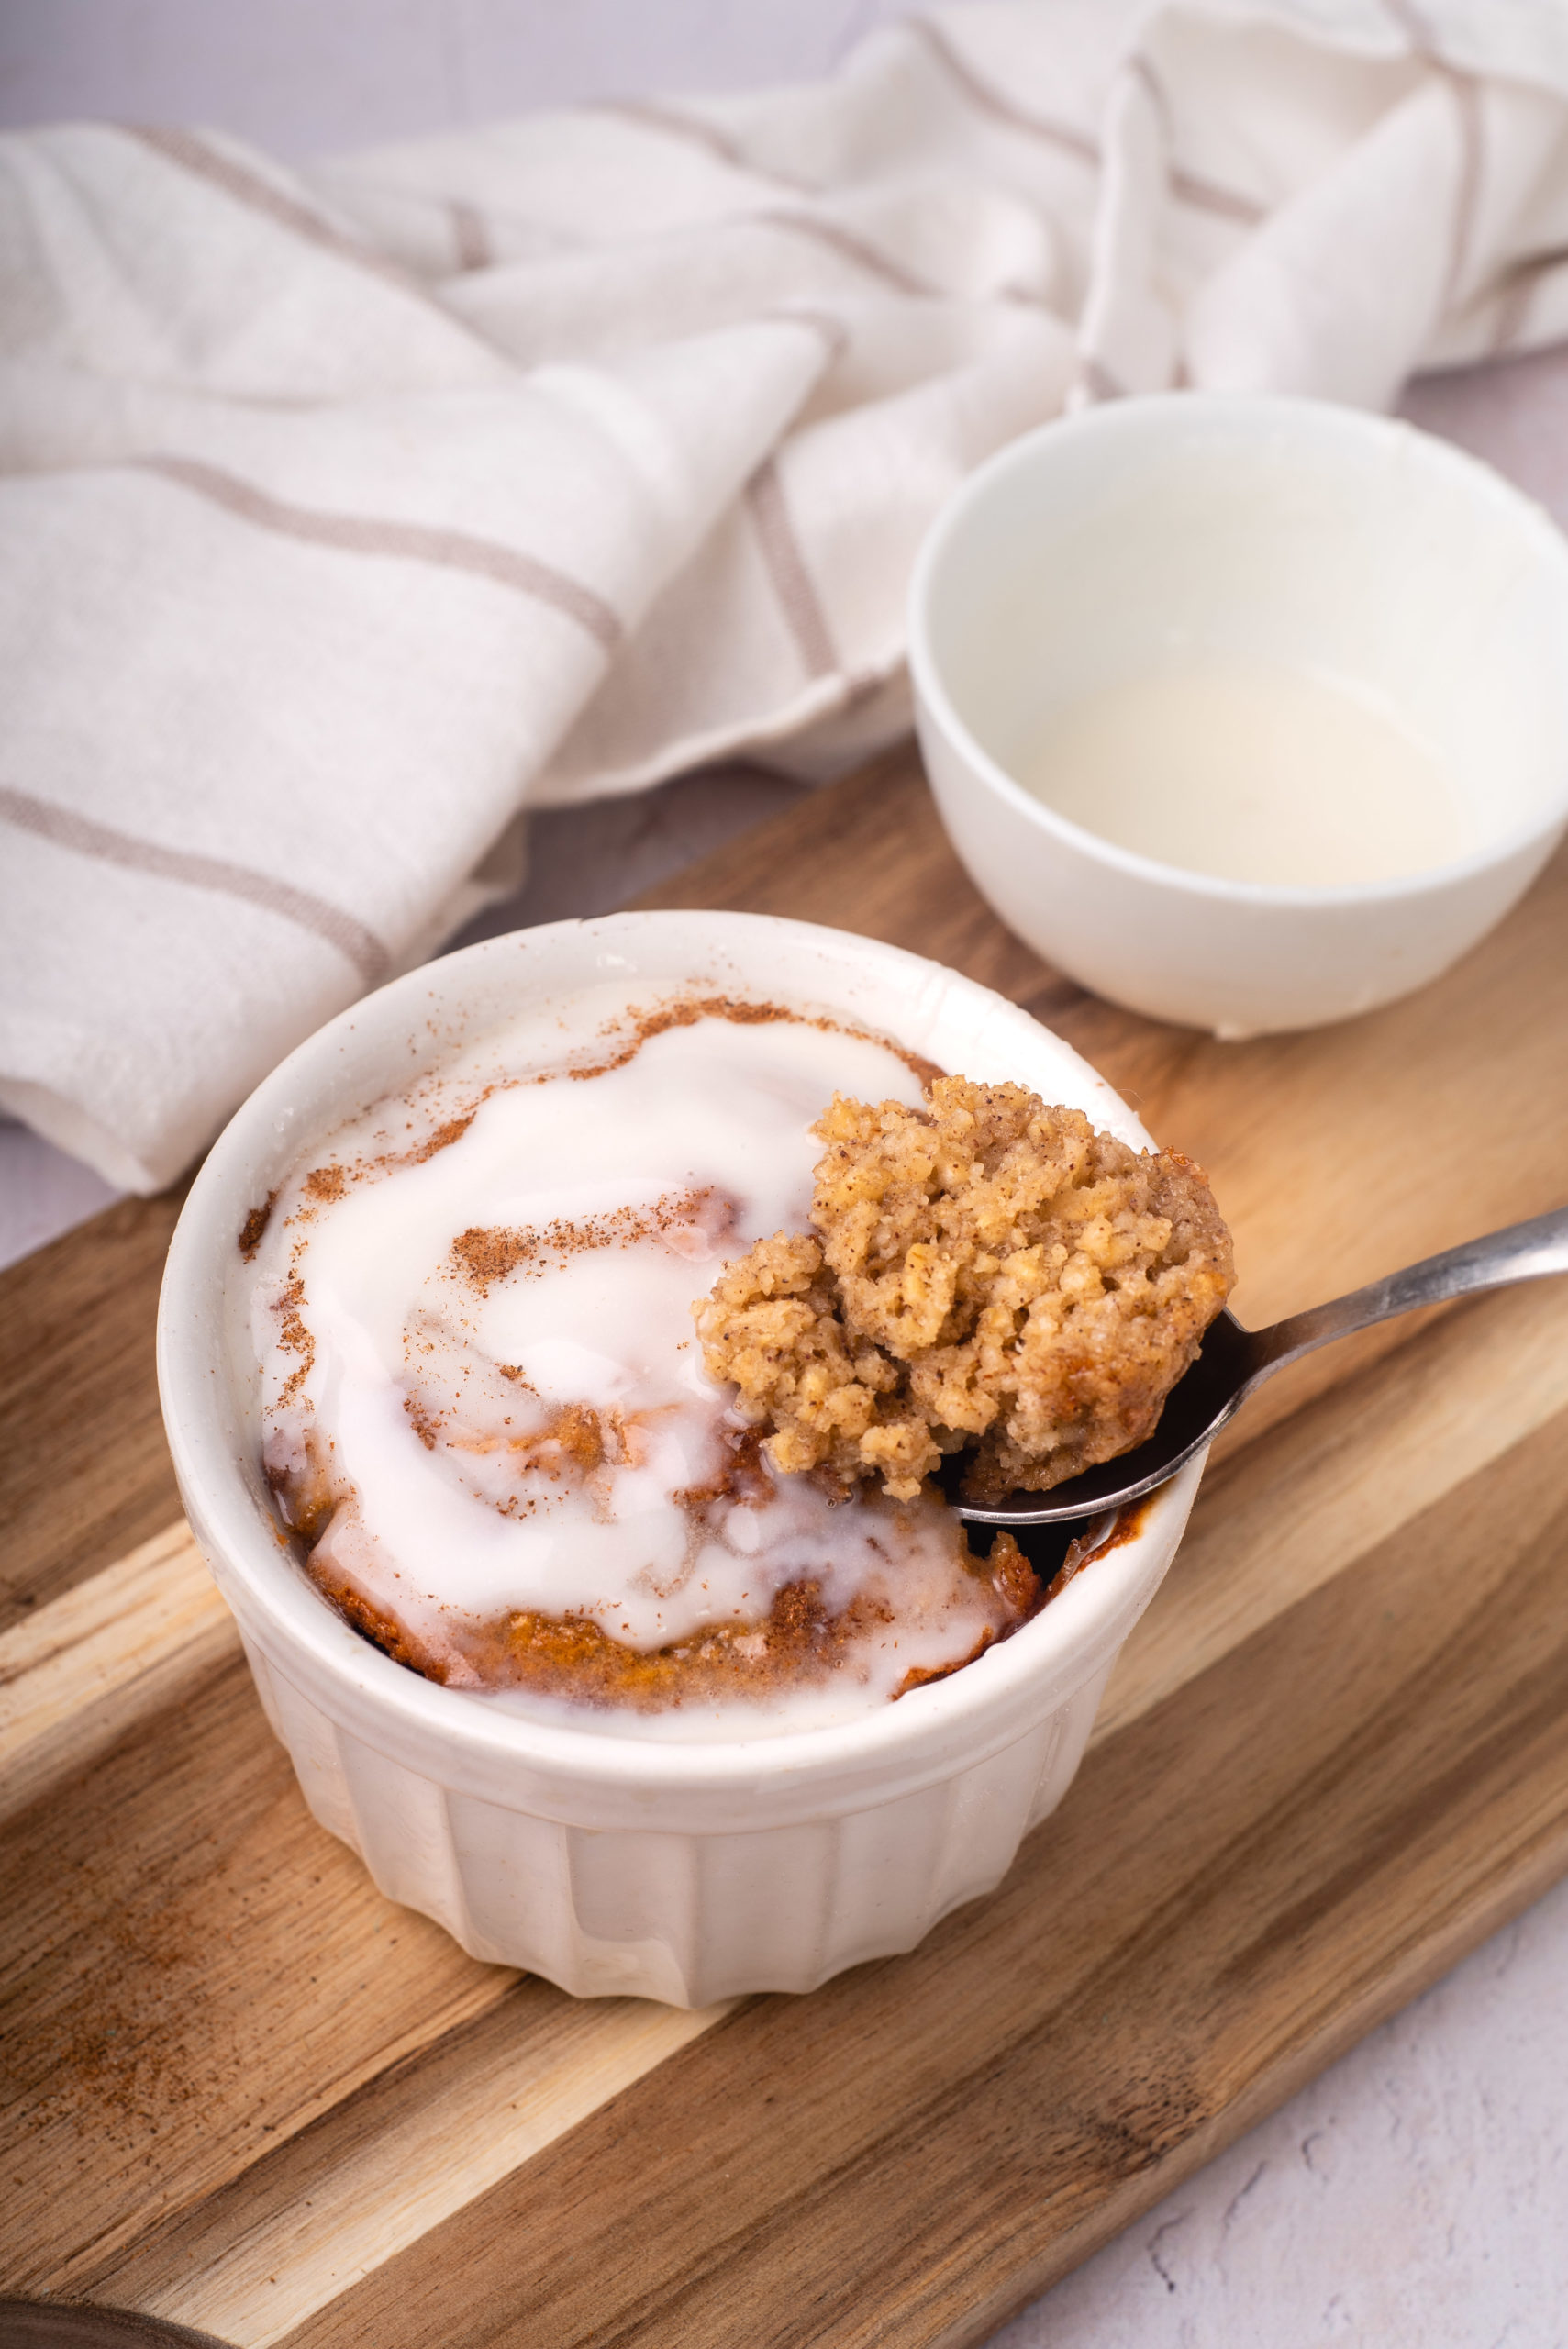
[951,1201,1568,1528]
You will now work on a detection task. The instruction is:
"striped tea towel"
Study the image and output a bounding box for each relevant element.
[5,0,1568,1189]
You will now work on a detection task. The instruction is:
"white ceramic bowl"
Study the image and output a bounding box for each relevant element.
[909,393,1568,1037]
[158,911,1203,2006]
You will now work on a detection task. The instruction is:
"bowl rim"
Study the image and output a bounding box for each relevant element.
[907,388,1568,910]
[157,907,1193,1801]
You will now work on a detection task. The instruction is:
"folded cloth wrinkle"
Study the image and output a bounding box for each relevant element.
[5,0,1568,1190]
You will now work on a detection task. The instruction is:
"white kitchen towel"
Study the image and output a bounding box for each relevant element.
[5,0,1568,1190]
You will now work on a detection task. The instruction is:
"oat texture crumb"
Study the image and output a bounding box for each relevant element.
[695,1076,1235,1504]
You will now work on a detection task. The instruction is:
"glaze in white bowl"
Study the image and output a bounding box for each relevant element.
[909,394,1568,1038]
[157,911,1203,2005]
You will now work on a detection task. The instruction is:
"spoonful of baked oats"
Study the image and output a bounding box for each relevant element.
[695,1074,1233,1519]
[695,1077,1568,1526]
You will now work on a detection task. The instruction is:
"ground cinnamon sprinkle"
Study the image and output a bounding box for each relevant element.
[410,1111,477,1163]
[575,995,943,1091]
[403,1392,443,1452]
[449,1225,537,1291]
[450,1187,713,1295]
[272,1272,316,1406]
[268,998,938,1267]
[238,1190,277,1260]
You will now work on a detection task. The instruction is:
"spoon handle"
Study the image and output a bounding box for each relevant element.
[1244,1199,1568,1385]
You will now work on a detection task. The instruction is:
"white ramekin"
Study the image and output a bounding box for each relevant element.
[158,911,1203,2006]
[909,393,1568,1038]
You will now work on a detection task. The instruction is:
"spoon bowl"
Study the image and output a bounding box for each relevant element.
[952,1200,1568,1526]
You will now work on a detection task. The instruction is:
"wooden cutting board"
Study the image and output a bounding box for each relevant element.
[6,743,1568,2349]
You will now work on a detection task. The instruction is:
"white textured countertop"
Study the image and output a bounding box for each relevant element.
[5,5,1568,2337]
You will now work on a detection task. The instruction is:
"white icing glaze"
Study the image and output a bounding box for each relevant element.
[250,987,1026,1736]
[1017,658,1464,888]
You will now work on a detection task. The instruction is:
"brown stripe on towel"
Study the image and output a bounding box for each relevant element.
[1169,166,1267,228]
[1075,351,1130,403]
[1383,0,1485,306]
[751,209,940,299]
[757,306,851,358]
[118,126,420,296]
[0,785,392,985]
[911,18,1263,227]
[1443,71,1484,303]
[448,198,494,273]
[593,97,817,195]
[1487,240,1568,351]
[745,457,838,680]
[1124,55,1268,228]
[906,17,1099,166]
[1123,58,1173,142]
[134,455,623,652]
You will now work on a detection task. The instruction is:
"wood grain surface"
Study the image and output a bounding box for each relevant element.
[3,741,1567,2348]
[0,1186,187,1633]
